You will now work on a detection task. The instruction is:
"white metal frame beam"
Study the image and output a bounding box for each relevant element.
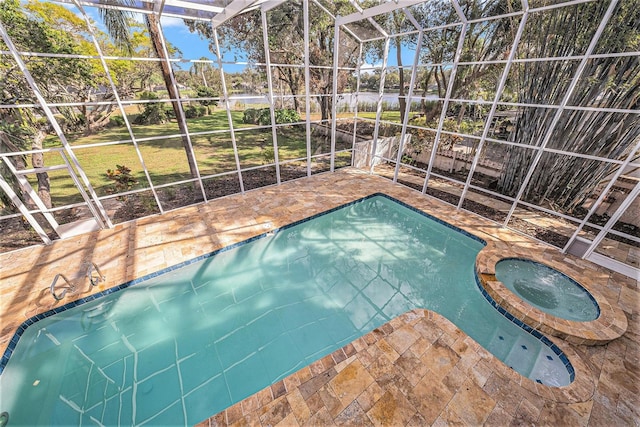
[213,29,245,193]
[73,0,165,214]
[367,36,390,174]
[211,0,262,29]
[260,0,287,13]
[393,10,424,182]
[586,181,640,260]
[457,3,530,208]
[421,2,467,193]
[330,20,341,172]
[0,175,53,245]
[1,157,60,233]
[165,0,224,14]
[152,16,208,202]
[303,0,312,176]
[351,42,364,166]
[562,136,640,254]
[336,0,425,26]
[261,8,282,184]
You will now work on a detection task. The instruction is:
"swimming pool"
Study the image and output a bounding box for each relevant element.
[0,194,573,425]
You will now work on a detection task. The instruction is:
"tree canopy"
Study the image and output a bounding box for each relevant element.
[186,0,360,120]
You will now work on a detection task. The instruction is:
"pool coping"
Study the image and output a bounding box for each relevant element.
[476,244,628,345]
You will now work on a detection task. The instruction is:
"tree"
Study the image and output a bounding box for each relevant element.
[146,13,201,185]
[99,6,201,189]
[498,0,640,213]
[3,1,141,136]
[0,0,96,209]
[185,0,360,121]
[117,23,165,93]
[409,0,518,123]
[190,57,212,88]
[23,1,105,134]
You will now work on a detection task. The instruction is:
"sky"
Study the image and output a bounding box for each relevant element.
[160,17,418,73]
[81,6,416,73]
[158,16,417,72]
[80,7,246,72]
[159,16,248,72]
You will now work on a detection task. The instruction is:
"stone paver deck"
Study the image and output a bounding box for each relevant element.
[1,168,638,426]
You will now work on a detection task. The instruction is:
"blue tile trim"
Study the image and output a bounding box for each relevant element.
[496,257,601,318]
[0,192,484,376]
[474,273,576,383]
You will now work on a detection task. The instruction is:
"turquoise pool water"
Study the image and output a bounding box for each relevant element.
[0,195,572,425]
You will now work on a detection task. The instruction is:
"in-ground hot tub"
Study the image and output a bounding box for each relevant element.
[495,258,600,322]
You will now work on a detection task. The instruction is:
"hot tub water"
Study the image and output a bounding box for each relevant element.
[495,258,599,322]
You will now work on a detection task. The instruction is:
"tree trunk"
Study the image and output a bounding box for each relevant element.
[314,67,332,122]
[426,67,446,123]
[285,68,301,112]
[457,103,466,126]
[319,93,330,122]
[421,68,434,119]
[396,38,406,124]
[82,96,91,136]
[32,129,52,209]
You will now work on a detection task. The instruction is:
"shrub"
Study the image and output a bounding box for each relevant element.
[195,86,219,108]
[243,108,300,125]
[134,91,168,125]
[257,108,271,126]
[106,164,138,194]
[164,105,176,120]
[109,115,126,127]
[274,109,300,124]
[243,108,260,124]
[262,147,275,164]
[184,105,207,118]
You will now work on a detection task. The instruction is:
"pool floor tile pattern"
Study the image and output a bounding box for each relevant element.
[1,168,638,426]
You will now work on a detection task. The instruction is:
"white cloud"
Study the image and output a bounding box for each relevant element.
[359,62,381,74]
[161,16,185,27]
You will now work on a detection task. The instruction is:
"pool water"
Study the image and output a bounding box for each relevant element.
[0,195,572,426]
[495,258,600,321]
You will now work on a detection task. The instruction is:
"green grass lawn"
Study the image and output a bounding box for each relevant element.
[42,110,339,205]
[356,111,402,122]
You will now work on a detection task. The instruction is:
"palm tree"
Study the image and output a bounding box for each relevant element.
[99,6,201,187]
[190,57,211,88]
